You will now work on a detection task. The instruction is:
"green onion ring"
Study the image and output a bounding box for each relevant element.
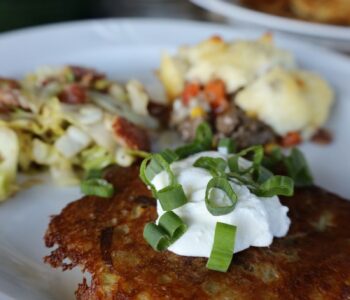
[206,222,237,272]
[193,156,227,177]
[157,184,188,211]
[159,211,187,242]
[143,223,170,251]
[205,177,237,216]
[218,138,236,154]
[80,178,114,198]
[255,175,294,197]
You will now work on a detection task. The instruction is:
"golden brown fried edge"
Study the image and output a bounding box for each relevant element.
[44,165,350,300]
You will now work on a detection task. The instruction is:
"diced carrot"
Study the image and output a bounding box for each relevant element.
[182,82,201,105]
[281,131,302,147]
[204,79,228,112]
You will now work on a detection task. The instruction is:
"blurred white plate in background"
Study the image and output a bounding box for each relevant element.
[192,0,350,52]
[0,18,349,300]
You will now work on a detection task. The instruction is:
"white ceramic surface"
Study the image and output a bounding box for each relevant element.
[0,18,349,300]
[192,0,350,51]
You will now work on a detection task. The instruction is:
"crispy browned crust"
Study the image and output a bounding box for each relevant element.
[44,166,350,300]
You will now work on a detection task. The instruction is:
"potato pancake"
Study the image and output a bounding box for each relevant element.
[44,165,350,300]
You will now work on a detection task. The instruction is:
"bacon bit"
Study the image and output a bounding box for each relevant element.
[147,101,171,127]
[112,117,150,151]
[58,84,87,104]
[0,78,20,89]
[204,79,228,113]
[68,66,105,88]
[0,78,24,113]
[281,131,302,147]
[311,128,333,145]
[182,82,201,105]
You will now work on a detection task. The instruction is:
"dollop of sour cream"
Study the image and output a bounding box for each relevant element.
[151,151,290,258]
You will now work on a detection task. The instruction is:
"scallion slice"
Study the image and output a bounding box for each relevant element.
[237,145,264,175]
[143,223,170,251]
[207,222,237,272]
[160,149,179,164]
[143,212,187,251]
[205,177,237,216]
[85,168,104,180]
[193,156,227,177]
[284,148,313,186]
[157,184,187,211]
[255,175,294,197]
[175,122,213,159]
[175,142,204,159]
[218,138,236,154]
[140,153,176,192]
[159,211,187,242]
[80,178,114,198]
[195,122,213,149]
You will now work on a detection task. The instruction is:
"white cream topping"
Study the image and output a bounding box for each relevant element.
[151,151,290,258]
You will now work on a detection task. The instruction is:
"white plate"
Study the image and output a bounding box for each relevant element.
[192,0,350,51]
[0,18,349,300]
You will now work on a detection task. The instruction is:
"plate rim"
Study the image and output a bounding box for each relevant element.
[0,17,350,66]
[192,0,350,40]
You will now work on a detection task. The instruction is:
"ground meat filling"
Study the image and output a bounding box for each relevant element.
[215,102,276,149]
[172,98,277,149]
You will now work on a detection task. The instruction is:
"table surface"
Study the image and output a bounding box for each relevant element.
[0,0,224,33]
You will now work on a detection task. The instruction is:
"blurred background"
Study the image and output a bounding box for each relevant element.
[0,0,218,32]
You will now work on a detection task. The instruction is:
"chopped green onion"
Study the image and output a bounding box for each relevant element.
[175,142,205,159]
[218,138,236,154]
[157,184,187,211]
[159,149,179,164]
[237,145,264,174]
[143,212,187,251]
[80,178,114,198]
[255,165,274,184]
[85,169,104,180]
[126,149,151,158]
[159,211,187,242]
[140,153,176,192]
[139,156,156,190]
[195,122,213,149]
[207,222,237,272]
[262,146,283,169]
[205,177,237,216]
[143,223,170,251]
[175,122,213,159]
[193,156,227,177]
[228,155,240,173]
[284,148,313,186]
[255,175,294,197]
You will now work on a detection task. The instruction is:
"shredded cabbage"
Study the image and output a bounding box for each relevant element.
[0,127,19,201]
[0,65,159,201]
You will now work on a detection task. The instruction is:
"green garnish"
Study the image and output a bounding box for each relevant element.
[175,122,213,159]
[193,156,227,177]
[205,177,238,216]
[143,211,187,251]
[140,149,187,210]
[157,184,188,211]
[143,223,170,251]
[158,211,188,241]
[218,138,236,154]
[284,148,313,186]
[138,122,311,273]
[207,222,237,272]
[80,178,114,198]
[255,175,294,197]
[262,147,313,186]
